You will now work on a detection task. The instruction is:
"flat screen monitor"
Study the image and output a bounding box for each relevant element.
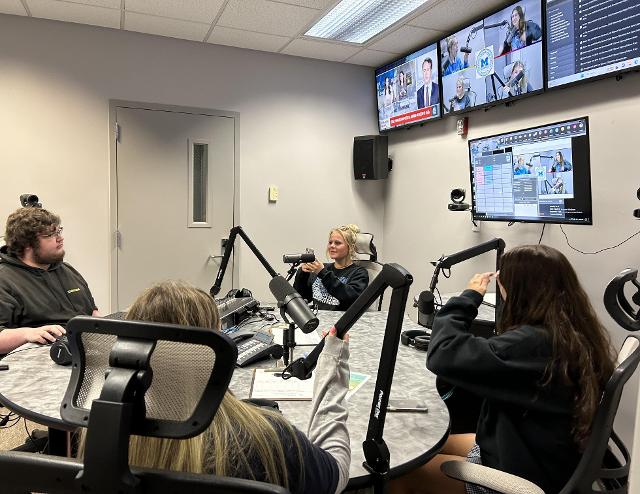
[440,0,544,115]
[375,43,441,131]
[546,0,640,89]
[468,117,592,225]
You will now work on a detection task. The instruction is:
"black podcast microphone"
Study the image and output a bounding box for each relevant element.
[460,45,472,54]
[417,291,436,328]
[269,275,319,333]
[509,69,525,87]
[283,253,316,264]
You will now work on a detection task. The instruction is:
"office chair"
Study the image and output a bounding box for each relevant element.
[440,334,640,494]
[353,232,384,311]
[0,316,289,494]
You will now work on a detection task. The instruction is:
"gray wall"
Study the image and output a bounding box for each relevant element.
[384,76,640,475]
[0,14,383,306]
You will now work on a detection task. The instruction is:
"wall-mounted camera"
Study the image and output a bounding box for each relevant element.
[448,188,470,211]
[634,187,640,219]
[20,194,42,208]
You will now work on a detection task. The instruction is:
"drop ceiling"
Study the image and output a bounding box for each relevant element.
[1,0,509,67]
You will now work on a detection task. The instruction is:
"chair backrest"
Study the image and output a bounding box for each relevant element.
[560,335,640,494]
[0,316,290,494]
[353,232,384,310]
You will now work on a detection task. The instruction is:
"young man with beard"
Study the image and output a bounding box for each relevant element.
[0,207,99,353]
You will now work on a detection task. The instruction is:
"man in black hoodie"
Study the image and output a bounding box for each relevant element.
[0,207,99,353]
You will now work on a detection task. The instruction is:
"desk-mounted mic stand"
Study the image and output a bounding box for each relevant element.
[210,226,318,363]
[283,263,413,494]
[428,238,505,329]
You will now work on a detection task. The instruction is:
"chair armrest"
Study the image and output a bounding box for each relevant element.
[440,460,544,494]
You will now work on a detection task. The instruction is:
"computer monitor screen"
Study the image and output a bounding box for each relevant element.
[375,43,441,131]
[468,117,592,225]
[546,0,640,89]
[440,0,543,114]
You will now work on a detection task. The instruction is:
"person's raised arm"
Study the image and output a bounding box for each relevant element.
[307,327,350,494]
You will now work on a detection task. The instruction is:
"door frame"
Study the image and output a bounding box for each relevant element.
[108,100,240,312]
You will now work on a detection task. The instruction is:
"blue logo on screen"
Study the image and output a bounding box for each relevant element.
[475,46,495,78]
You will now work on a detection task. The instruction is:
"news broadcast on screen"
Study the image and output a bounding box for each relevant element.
[440,0,544,114]
[375,43,441,131]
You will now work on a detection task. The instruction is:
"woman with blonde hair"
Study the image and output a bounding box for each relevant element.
[294,224,369,311]
[81,280,351,494]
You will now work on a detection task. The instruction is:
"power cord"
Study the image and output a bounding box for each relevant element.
[538,223,546,244]
[559,225,640,254]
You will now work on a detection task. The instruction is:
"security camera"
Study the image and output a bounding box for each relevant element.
[448,188,470,211]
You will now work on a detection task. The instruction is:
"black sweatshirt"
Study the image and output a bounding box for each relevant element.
[0,246,97,330]
[427,290,581,493]
[293,263,368,311]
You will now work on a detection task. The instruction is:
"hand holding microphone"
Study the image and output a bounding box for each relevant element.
[301,259,324,274]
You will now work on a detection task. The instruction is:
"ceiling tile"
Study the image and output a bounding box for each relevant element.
[0,0,27,16]
[368,25,441,53]
[409,0,506,32]
[207,25,290,52]
[281,38,361,63]
[54,0,120,7]
[125,0,226,24]
[27,0,120,29]
[272,0,335,9]
[125,12,211,41]
[217,0,320,37]
[345,49,397,68]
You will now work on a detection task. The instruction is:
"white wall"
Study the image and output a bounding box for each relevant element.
[384,75,640,469]
[0,14,383,306]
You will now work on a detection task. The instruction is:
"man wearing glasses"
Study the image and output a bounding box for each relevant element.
[0,207,99,353]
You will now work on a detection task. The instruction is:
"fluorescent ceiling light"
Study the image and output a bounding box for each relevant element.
[305,0,430,44]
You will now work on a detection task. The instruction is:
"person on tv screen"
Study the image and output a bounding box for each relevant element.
[513,156,531,175]
[500,5,542,55]
[389,245,615,494]
[500,60,533,98]
[449,77,471,112]
[398,71,407,98]
[383,77,394,107]
[550,151,572,172]
[293,224,368,311]
[417,58,440,109]
[443,35,469,76]
[551,175,565,194]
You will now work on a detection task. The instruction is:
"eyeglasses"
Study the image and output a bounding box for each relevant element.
[41,227,63,238]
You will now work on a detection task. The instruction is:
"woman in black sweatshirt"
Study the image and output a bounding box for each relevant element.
[390,245,615,494]
[293,224,368,311]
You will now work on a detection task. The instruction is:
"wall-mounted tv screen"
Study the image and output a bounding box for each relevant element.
[375,43,441,131]
[440,0,543,114]
[546,0,640,89]
[468,117,592,225]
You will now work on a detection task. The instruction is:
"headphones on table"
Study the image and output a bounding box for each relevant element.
[400,329,431,351]
[226,288,253,299]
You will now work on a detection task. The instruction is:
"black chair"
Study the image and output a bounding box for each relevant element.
[0,315,289,494]
[441,334,640,494]
[353,232,384,311]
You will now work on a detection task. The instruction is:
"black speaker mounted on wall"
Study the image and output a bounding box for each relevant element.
[353,135,389,180]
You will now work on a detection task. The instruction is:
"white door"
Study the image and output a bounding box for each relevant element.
[115,106,235,311]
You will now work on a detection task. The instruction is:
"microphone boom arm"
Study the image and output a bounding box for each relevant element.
[210,226,278,296]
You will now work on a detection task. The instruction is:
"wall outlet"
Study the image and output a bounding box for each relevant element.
[268,185,278,202]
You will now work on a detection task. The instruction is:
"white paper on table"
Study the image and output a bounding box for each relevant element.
[270,324,321,346]
[249,369,315,400]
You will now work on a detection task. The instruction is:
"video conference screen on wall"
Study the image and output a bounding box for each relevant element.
[546,0,640,88]
[440,0,543,114]
[468,117,592,225]
[375,43,441,131]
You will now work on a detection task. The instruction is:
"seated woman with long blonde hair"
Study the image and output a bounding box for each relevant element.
[80,280,351,494]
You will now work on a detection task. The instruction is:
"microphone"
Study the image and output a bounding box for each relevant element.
[269,275,319,333]
[460,45,472,54]
[417,291,436,328]
[509,70,525,87]
[283,253,316,264]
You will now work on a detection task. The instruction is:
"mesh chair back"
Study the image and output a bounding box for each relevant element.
[560,335,640,494]
[75,333,216,422]
[353,232,384,310]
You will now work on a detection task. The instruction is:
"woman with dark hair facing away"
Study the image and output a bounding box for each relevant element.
[389,245,615,494]
[79,280,351,494]
[294,224,369,311]
[500,5,542,55]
